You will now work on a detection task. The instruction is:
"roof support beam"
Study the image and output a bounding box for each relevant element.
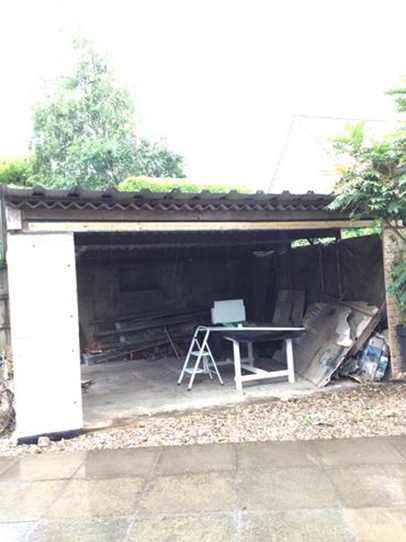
[26,220,372,233]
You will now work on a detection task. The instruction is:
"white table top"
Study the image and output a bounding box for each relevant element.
[197,325,305,332]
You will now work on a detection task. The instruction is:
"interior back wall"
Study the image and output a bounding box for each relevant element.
[250,235,385,322]
[76,254,249,346]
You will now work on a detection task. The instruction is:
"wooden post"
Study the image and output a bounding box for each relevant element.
[318,244,325,294]
[335,241,343,299]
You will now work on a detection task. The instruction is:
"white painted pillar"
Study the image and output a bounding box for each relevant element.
[286,338,295,384]
[232,339,243,391]
[7,233,83,442]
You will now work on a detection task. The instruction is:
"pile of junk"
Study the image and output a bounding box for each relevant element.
[283,297,390,387]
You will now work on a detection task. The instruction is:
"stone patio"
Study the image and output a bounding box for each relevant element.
[1,436,406,540]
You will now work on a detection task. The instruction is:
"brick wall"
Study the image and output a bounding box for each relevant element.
[383,228,406,378]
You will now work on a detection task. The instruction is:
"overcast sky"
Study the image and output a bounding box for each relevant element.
[1,0,405,190]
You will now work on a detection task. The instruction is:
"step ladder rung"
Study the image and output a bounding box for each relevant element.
[184,367,215,375]
[177,329,224,389]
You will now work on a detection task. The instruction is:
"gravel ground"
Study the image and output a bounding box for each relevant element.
[1,382,406,457]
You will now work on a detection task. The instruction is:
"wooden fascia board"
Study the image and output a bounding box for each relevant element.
[18,208,346,223]
[25,220,374,233]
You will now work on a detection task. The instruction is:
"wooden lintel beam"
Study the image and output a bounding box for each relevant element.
[19,208,347,223]
[26,220,373,233]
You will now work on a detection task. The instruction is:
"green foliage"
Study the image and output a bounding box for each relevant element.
[131,140,185,179]
[0,156,34,187]
[31,38,185,189]
[330,122,406,224]
[342,226,382,239]
[389,256,406,314]
[292,237,336,247]
[333,121,366,154]
[386,77,406,113]
[119,177,251,193]
[330,84,406,321]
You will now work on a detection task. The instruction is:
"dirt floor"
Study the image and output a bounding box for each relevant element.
[1,382,406,457]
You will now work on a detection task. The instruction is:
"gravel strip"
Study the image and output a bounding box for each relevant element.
[1,382,406,456]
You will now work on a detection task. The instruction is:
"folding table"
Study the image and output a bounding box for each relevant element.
[178,325,304,391]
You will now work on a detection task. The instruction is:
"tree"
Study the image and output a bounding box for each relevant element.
[131,139,186,180]
[330,80,406,319]
[31,39,185,189]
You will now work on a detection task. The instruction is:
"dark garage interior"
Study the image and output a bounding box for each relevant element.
[75,229,386,428]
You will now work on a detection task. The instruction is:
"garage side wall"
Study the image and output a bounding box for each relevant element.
[7,233,83,441]
[383,228,406,377]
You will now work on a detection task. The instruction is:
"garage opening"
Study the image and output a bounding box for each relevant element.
[75,228,387,429]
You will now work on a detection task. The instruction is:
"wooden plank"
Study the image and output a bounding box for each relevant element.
[19,207,350,223]
[319,244,325,293]
[272,290,305,326]
[345,303,385,359]
[26,220,374,233]
[293,301,381,387]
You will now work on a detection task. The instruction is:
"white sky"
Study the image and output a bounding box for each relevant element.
[0,0,405,191]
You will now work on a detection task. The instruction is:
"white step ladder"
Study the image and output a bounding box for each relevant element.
[177,327,224,390]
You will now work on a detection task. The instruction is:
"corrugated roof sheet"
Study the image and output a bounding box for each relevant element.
[1,185,333,213]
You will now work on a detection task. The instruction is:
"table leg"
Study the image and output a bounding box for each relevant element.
[286,337,295,384]
[246,341,254,365]
[232,339,243,391]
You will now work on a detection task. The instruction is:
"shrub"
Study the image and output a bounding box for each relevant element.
[0,156,34,187]
[119,176,252,193]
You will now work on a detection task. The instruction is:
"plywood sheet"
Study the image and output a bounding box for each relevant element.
[293,301,378,387]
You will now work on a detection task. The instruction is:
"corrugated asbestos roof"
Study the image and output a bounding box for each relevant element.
[1,185,333,213]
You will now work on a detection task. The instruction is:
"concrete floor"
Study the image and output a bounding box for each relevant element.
[1,436,406,541]
[81,356,356,429]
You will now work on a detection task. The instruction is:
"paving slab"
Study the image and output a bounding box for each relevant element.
[45,478,145,519]
[328,464,406,508]
[237,440,319,470]
[312,436,406,466]
[29,518,132,542]
[139,472,236,515]
[74,447,159,479]
[1,436,406,540]
[155,443,236,475]
[0,452,86,481]
[343,507,406,541]
[238,467,339,511]
[0,457,18,477]
[0,521,37,542]
[127,513,234,542]
[0,481,65,521]
[387,435,406,460]
[240,510,354,542]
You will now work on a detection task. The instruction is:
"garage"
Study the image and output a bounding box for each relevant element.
[2,186,397,442]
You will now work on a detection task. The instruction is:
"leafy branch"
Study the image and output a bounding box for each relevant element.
[329,81,406,322]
